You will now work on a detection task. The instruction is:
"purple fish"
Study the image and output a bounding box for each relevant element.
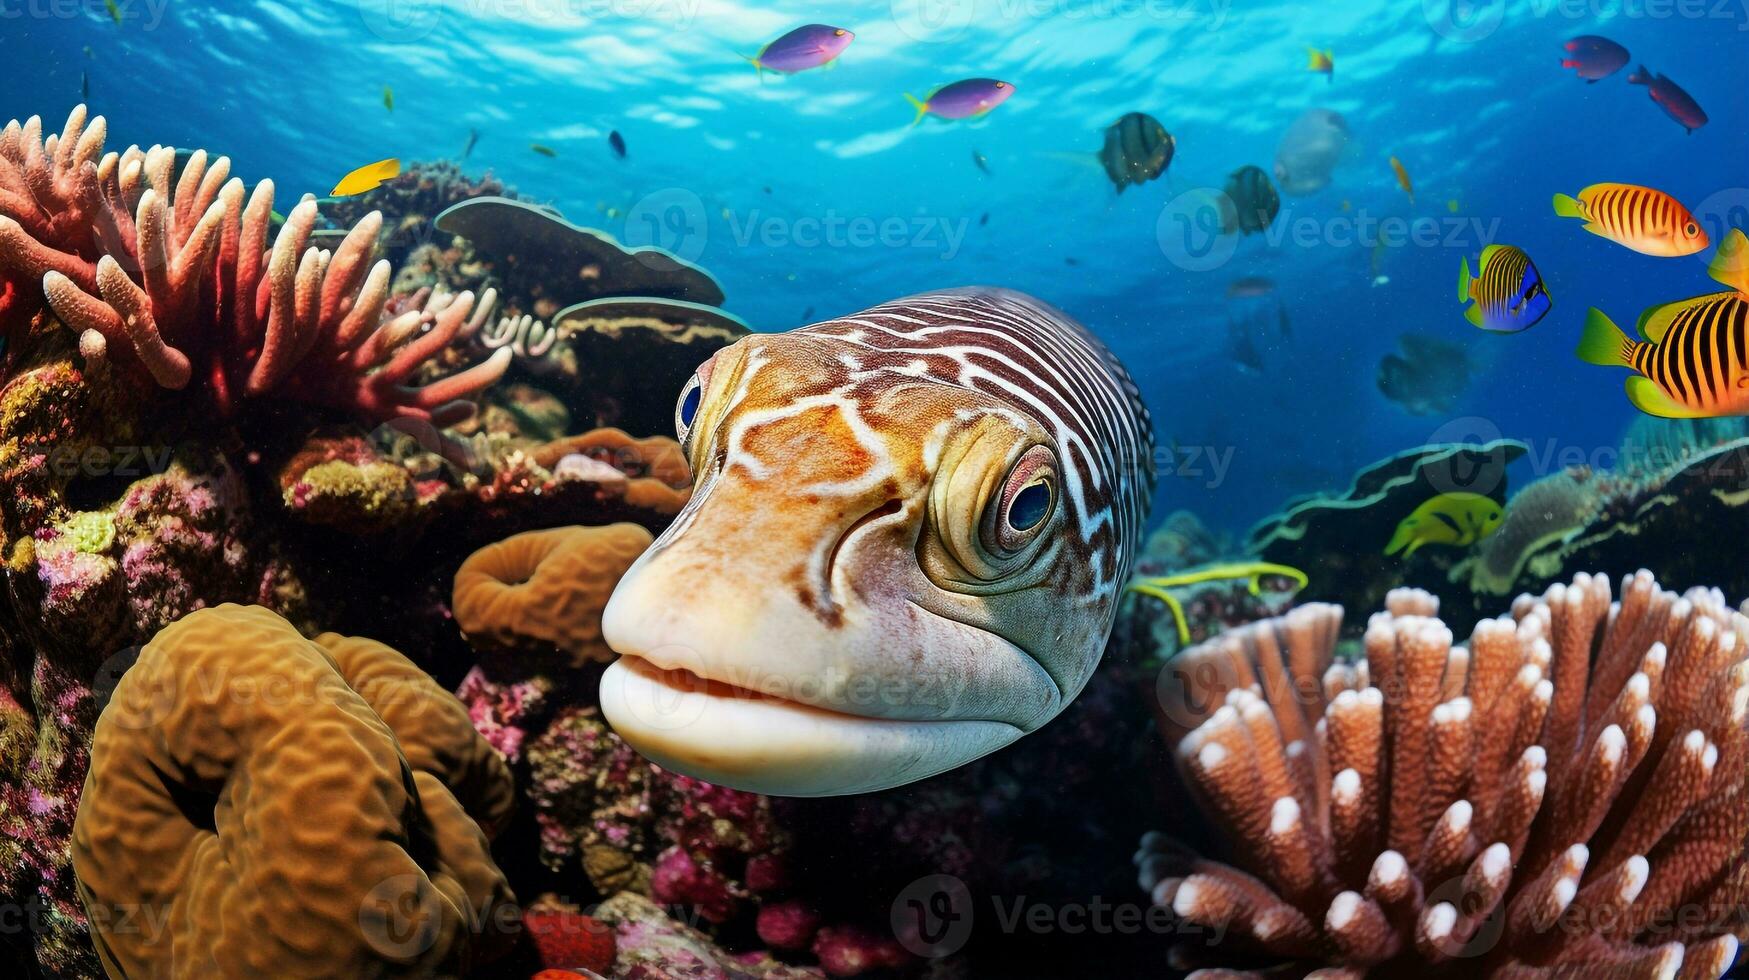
[1629,65,1708,134]
[1560,35,1628,82]
[748,24,853,76]
[905,78,1014,126]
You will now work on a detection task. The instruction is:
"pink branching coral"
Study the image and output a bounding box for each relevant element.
[1137,572,1747,978]
[0,105,509,426]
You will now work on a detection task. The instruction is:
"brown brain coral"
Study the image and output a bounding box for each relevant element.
[71,604,517,978]
[1137,572,1746,978]
[453,523,653,666]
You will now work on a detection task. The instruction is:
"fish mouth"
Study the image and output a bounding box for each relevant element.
[599,654,1022,797]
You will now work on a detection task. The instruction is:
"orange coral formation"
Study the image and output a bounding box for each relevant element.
[1138,572,1746,978]
[0,106,508,427]
[71,604,517,978]
[454,524,653,666]
[531,427,692,514]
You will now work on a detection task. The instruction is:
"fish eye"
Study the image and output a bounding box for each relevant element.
[675,374,703,444]
[1008,480,1052,532]
[1685,221,1700,237]
[984,445,1057,556]
[834,28,846,35]
[995,81,1007,88]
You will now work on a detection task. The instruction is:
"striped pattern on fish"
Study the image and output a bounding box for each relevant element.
[1619,294,1749,413]
[599,286,1158,795]
[1554,182,1708,257]
[799,288,1155,601]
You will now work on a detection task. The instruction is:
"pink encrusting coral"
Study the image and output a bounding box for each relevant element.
[0,105,509,428]
[1136,573,1748,978]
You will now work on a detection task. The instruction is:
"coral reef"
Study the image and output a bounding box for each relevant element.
[1247,439,1527,628]
[1456,467,1602,597]
[316,159,516,271]
[453,523,653,667]
[1136,571,1747,977]
[597,891,824,979]
[72,604,517,977]
[1451,438,1749,614]
[0,107,509,430]
[549,297,749,435]
[435,196,726,309]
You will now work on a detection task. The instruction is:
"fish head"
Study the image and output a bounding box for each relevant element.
[1507,263,1554,327]
[600,298,1139,796]
[1675,212,1709,254]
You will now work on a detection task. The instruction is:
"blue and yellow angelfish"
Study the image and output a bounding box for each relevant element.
[1458,244,1552,332]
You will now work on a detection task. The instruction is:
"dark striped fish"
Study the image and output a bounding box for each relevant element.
[1458,244,1551,332]
[1576,229,1749,418]
[1553,182,1708,257]
[1221,164,1279,235]
[598,287,1154,795]
[1099,112,1174,192]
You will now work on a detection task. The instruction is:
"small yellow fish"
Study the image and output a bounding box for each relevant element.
[330,158,401,197]
[1446,198,1460,213]
[1385,493,1504,558]
[1390,156,1414,204]
[104,0,120,24]
[382,86,394,111]
[1306,47,1334,80]
[531,144,557,158]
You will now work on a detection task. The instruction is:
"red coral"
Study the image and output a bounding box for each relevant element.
[522,910,616,977]
[0,106,508,427]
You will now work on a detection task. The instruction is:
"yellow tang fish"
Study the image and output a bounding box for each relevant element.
[1575,228,1749,418]
[1385,492,1504,558]
[1552,182,1708,257]
[1306,47,1334,80]
[329,158,400,197]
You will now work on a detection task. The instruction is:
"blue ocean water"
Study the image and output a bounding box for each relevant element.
[7,0,1745,532]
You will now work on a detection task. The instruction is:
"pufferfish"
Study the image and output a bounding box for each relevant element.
[599,288,1155,796]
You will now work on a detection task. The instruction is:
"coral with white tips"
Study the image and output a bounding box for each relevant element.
[1137,570,1747,978]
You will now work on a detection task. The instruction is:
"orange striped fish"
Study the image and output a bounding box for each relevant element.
[1575,229,1749,417]
[1553,182,1707,256]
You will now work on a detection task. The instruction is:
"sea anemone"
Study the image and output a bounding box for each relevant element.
[1136,571,1746,978]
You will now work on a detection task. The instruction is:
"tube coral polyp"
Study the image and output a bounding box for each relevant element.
[1138,572,1747,978]
[0,105,509,427]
